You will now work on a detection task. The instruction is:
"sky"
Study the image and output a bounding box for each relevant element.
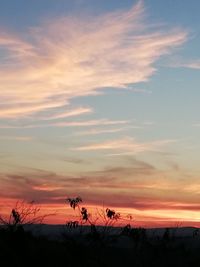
[0,0,200,227]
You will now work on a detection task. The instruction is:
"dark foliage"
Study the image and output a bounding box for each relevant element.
[106,208,120,220]
[66,197,82,210]
[81,207,89,222]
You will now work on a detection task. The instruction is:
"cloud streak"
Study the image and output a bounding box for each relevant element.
[40,107,93,120]
[74,126,133,136]
[53,119,129,127]
[169,60,200,70]
[0,2,187,119]
[0,118,129,129]
[74,137,175,154]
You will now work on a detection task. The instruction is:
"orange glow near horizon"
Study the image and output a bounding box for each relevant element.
[1,199,200,228]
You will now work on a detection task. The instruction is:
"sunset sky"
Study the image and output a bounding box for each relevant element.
[1,0,200,227]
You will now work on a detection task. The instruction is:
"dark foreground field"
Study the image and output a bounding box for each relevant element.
[1,224,200,267]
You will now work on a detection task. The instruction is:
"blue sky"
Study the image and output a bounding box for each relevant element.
[0,0,200,225]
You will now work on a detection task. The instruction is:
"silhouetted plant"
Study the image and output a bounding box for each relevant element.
[0,201,52,231]
[106,208,120,220]
[11,209,20,226]
[66,220,79,228]
[66,197,82,210]
[95,207,121,229]
[106,208,115,219]
[81,207,89,222]
[66,197,94,228]
[66,196,87,224]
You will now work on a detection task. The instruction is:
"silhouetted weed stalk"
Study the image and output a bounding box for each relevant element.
[0,201,54,232]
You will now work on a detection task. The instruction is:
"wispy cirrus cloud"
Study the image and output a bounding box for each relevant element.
[169,59,200,70]
[0,119,129,128]
[74,126,132,136]
[45,119,129,127]
[0,1,187,119]
[74,137,175,154]
[0,100,66,119]
[40,107,93,120]
[124,87,152,94]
